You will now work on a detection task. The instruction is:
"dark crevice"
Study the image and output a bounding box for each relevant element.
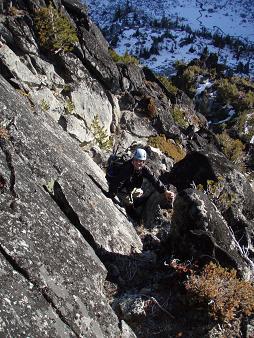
[0,244,78,337]
[43,181,99,252]
[58,116,67,131]
[0,244,31,280]
[0,140,17,198]
[39,291,79,337]
[86,173,125,212]
[71,113,87,122]
[0,60,14,83]
[0,173,6,190]
[4,147,16,197]
[86,173,108,196]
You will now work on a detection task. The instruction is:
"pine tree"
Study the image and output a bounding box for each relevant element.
[35,3,78,54]
[91,115,112,151]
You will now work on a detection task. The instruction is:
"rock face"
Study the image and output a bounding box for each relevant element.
[0,252,76,337]
[0,0,253,337]
[171,189,250,274]
[0,75,140,336]
[167,151,254,278]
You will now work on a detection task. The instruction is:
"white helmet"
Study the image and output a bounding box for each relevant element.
[133,148,147,161]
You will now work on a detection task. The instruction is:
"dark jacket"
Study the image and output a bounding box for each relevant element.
[108,159,166,196]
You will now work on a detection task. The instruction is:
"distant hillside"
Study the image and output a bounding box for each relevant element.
[84,0,254,76]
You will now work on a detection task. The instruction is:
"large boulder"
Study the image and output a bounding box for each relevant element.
[120,110,157,139]
[166,150,254,278]
[166,150,254,218]
[164,151,217,191]
[171,189,252,278]
[118,63,145,91]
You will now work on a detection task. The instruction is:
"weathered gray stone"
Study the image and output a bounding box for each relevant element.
[0,21,14,46]
[0,36,114,142]
[0,75,142,336]
[157,107,181,139]
[29,54,65,88]
[121,320,137,338]
[118,63,144,91]
[5,16,38,54]
[120,110,157,138]
[0,0,253,336]
[1,75,142,253]
[171,188,252,278]
[0,156,122,336]
[114,295,147,322]
[29,87,64,122]
[0,44,41,89]
[56,52,92,82]
[0,253,76,337]
[79,20,121,92]
[62,114,93,142]
[62,0,87,16]
[70,81,113,136]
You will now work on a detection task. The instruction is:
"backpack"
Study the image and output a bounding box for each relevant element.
[105,142,140,183]
[105,153,129,183]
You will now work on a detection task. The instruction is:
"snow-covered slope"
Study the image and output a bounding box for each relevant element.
[85,0,254,41]
[83,0,254,76]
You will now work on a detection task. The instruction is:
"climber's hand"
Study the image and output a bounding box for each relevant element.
[164,190,175,202]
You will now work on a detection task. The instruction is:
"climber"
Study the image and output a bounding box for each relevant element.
[106,148,175,216]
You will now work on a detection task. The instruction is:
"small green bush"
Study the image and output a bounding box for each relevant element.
[174,60,187,72]
[216,78,238,105]
[45,178,55,194]
[109,49,139,65]
[245,115,254,141]
[65,98,75,114]
[91,115,113,151]
[35,3,78,53]
[40,99,50,112]
[216,77,254,111]
[232,76,254,91]
[179,65,207,97]
[157,75,178,96]
[240,91,254,110]
[197,177,236,210]
[236,111,248,133]
[185,262,254,322]
[16,89,30,98]
[171,106,188,128]
[217,131,245,164]
[235,111,254,142]
[8,6,19,16]
[148,134,186,162]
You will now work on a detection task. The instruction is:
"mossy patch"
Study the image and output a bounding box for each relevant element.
[148,134,185,162]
